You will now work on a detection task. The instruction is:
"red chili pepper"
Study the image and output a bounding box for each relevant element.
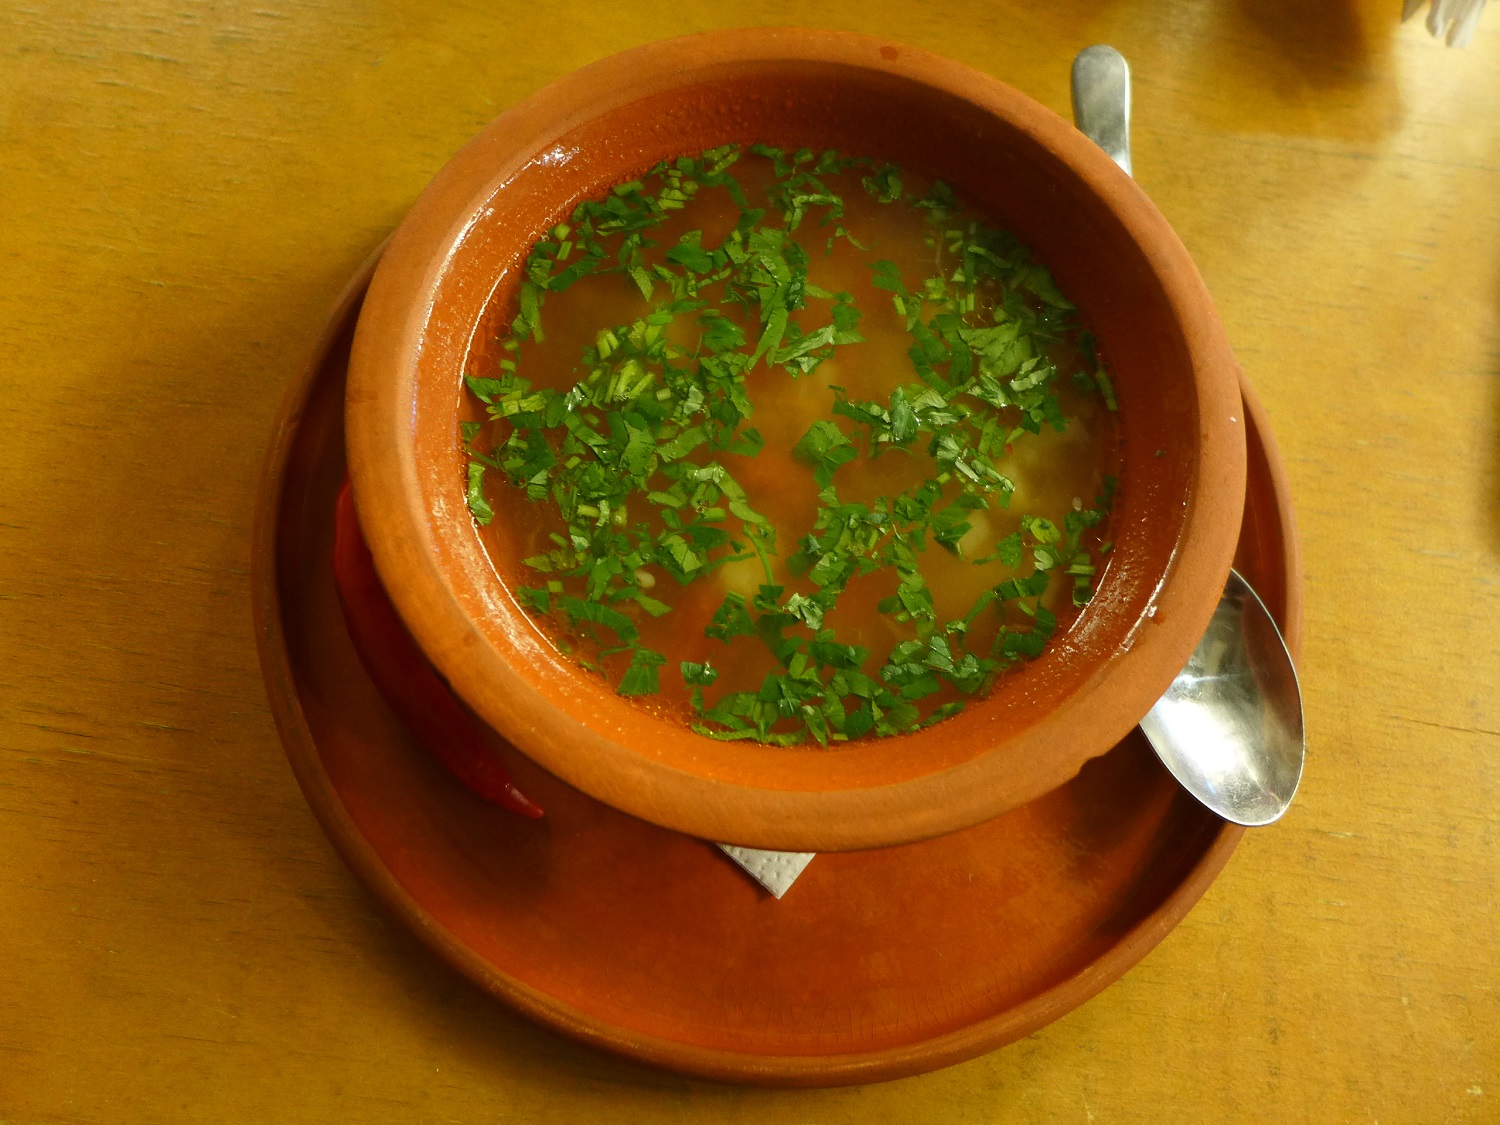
[332,476,543,818]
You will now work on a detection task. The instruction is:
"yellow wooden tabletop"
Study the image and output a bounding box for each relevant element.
[3,0,1497,1120]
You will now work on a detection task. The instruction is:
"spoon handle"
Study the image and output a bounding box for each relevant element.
[1070,45,1133,177]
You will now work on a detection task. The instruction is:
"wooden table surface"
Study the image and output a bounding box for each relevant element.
[3,0,1497,1120]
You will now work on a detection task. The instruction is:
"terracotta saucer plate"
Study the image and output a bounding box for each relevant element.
[252,251,1302,1088]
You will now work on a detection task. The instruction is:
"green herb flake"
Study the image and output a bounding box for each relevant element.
[618,648,667,696]
[793,420,857,487]
[465,461,494,525]
[681,661,719,686]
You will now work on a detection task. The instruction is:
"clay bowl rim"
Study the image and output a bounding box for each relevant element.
[344,28,1246,852]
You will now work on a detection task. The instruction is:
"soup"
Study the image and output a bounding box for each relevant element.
[462,146,1119,746]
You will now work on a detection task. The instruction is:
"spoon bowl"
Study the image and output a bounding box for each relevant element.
[1140,569,1304,825]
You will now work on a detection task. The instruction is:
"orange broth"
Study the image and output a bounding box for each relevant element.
[463,148,1119,745]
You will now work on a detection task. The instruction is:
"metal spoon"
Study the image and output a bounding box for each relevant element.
[1141,570,1304,825]
[1070,47,1306,825]
[1071,45,1134,175]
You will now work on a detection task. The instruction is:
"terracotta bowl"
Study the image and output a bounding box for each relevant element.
[345,28,1246,852]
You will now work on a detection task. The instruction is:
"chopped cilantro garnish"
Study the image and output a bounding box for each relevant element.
[462,146,1118,743]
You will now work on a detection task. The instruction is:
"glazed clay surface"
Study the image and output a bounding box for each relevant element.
[345,30,1246,850]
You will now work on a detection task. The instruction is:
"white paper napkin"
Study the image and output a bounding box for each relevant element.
[718,844,816,898]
